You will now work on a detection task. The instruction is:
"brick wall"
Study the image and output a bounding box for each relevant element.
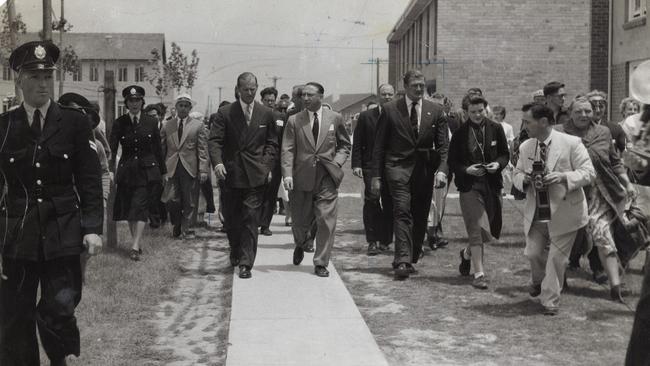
[590,0,609,93]
[611,62,629,121]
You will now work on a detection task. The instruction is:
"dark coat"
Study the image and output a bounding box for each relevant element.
[0,102,103,261]
[448,118,510,239]
[352,107,381,171]
[208,101,279,189]
[371,97,449,181]
[109,113,166,186]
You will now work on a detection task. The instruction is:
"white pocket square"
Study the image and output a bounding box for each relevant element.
[491,141,497,146]
[328,124,334,131]
[259,125,267,128]
[276,120,284,127]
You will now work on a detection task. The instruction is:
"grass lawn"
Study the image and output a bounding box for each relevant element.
[332,162,641,366]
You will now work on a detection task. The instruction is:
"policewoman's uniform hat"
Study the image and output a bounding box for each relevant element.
[122,85,145,100]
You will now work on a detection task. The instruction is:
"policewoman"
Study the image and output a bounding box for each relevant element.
[109,85,166,261]
[0,41,103,366]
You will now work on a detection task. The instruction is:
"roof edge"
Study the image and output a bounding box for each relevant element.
[387,0,434,43]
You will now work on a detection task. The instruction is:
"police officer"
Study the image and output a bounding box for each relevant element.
[0,41,103,366]
[109,85,166,261]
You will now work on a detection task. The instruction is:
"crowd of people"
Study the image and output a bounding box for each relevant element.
[1,39,650,365]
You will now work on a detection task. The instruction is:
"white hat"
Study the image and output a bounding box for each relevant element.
[175,93,193,105]
[630,60,650,105]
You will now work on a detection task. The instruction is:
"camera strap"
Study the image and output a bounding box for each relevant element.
[470,124,485,163]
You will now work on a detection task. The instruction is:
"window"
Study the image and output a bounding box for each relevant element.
[2,66,11,81]
[135,66,145,82]
[118,66,128,82]
[117,103,126,116]
[89,64,99,82]
[72,65,83,82]
[629,0,647,20]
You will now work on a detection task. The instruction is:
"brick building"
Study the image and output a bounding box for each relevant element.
[386,0,607,127]
[611,0,649,122]
[0,32,170,116]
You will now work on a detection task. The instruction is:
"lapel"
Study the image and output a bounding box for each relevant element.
[483,119,494,156]
[417,101,434,144]
[315,108,331,151]
[545,130,561,171]
[299,110,316,148]
[170,117,180,148]
[230,101,247,146]
[41,101,62,143]
[396,98,416,144]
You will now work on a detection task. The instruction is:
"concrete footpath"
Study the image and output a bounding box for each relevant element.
[225,216,390,366]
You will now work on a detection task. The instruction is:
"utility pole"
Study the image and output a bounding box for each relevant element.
[103,70,117,248]
[42,0,54,95]
[218,86,222,105]
[269,76,281,88]
[57,0,65,97]
[360,58,389,94]
[7,0,21,104]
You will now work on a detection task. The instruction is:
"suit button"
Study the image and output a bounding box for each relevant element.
[135,139,138,142]
[9,158,14,163]
[36,179,42,185]
[37,198,43,203]
[135,156,138,159]
[37,145,42,150]
[63,154,69,159]
[35,162,41,168]
[135,148,138,151]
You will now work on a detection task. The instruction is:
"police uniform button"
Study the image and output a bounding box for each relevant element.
[37,145,41,150]
[135,156,138,159]
[36,179,42,185]
[9,158,14,163]
[134,139,138,142]
[63,154,68,159]
[37,198,43,203]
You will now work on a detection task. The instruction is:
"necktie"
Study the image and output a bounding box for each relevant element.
[312,112,319,143]
[539,142,548,162]
[410,101,418,138]
[244,104,252,125]
[133,116,138,126]
[32,109,42,138]
[178,118,184,140]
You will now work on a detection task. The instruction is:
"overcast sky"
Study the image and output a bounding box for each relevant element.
[11,0,409,112]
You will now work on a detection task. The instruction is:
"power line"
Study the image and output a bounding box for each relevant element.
[174,40,387,51]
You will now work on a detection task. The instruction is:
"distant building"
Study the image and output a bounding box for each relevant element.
[0,32,170,117]
[386,0,607,126]
[324,93,375,122]
[611,0,649,120]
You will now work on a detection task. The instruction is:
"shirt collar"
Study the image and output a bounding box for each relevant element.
[310,106,323,119]
[240,100,254,114]
[23,99,51,124]
[404,95,420,108]
[129,111,141,123]
[541,129,554,146]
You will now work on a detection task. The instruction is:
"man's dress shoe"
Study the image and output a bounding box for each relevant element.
[394,263,410,279]
[315,266,330,277]
[239,265,252,279]
[293,246,304,265]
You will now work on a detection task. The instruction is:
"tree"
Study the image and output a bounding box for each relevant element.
[147,42,199,100]
[0,6,27,64]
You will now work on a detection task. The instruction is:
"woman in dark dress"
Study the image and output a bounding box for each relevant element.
[109,85,166,260]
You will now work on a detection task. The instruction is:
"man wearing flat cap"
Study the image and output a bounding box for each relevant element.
[0,41,103,366]
[161,94,209,239]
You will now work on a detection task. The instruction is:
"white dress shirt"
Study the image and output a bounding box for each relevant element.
[404,95,422,129]
[23,99,51,128]
[129,111,142,124]
[308,106,324,131]
[240,101,254,123]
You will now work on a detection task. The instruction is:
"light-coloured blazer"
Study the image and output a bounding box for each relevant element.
[513,129,595,237]
[160,116,209,178]
[281,108,351,191]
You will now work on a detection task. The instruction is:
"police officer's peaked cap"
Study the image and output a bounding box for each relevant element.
[122,85,145,100]
[9,41,60,72]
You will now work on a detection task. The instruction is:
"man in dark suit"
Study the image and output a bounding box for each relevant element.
[281,82,351,277]
[0,41,103,366]
[209,72,278,279]
[258,86,287,235]
[371,70,449,279]
[352,84,395,255]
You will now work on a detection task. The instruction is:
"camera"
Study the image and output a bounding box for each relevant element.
[531,160,551,222]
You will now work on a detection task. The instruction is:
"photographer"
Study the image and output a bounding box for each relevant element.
[448,95,510,290]
[513,103,595,315]
[563,96,636,302]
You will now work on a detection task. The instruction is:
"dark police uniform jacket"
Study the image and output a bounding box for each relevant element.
[109,113,166,186]
[0,102,103,261]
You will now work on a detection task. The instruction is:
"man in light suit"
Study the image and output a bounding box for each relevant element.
[209,72,278,279]
[282,82,351,277]
[513,103,595,315]
[161,94,209,240]
[371,70,449,279]
[352,84,395,255]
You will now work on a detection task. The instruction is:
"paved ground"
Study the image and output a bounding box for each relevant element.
[225,216,389,366]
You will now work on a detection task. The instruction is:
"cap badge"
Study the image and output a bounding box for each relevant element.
[34,45,46,60]
[130,88,137,95]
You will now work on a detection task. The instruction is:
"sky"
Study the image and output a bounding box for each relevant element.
[10,0,409,113]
